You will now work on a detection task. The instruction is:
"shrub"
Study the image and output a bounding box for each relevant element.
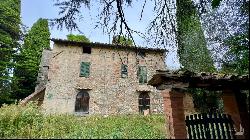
[0,102,43,138]
[0,103,166,139]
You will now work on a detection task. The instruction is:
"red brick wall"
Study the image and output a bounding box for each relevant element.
[222,90,242,133]
[161,88,246,139]
[162,89,187,139]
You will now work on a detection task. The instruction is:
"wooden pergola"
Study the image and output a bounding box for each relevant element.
[148,70,249,139]
[149,70,249,90]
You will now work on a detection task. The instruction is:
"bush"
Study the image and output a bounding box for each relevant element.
[0,103,166,139]
[0,102,43,138]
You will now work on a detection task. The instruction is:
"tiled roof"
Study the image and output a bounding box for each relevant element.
[155,70,249,80]
[51,38,167,52]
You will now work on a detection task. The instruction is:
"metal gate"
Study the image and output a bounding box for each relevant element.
[185,113,236,139]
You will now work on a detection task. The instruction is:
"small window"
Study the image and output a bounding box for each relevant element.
[83,46,91,54]
[112,53,115,60]
[75,90,89,113]
[121,64,128,78]
[138,51,146,58]
[80,62,90,77]
[139,92,150,114]
[138,66,147,84]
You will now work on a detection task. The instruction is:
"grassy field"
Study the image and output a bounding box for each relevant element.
[0,103,167,139]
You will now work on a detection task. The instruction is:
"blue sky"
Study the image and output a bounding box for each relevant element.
[21,0,180,70]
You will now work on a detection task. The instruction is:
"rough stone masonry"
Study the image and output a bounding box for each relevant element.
[33,39,167,115]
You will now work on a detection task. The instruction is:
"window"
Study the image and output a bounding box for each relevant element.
[75,90,90,113]
[121,64,128,78]
[112,53,115,60]
[80,62,90,77]
[138,66,147,84]
[138,51,146,58]
[83,46,91,54]
[138,92,150,114]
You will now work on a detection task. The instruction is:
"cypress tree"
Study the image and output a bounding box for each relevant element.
[12,18,50,100]
[176,0,215,73]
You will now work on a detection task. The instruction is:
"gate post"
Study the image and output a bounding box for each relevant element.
[222,89,244,139]
[162,88,187,139]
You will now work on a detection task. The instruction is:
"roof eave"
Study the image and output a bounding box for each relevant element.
[50,38,168,52]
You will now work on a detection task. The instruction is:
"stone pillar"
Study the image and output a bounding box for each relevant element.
[222,89,242,134]
[162,88,187,139]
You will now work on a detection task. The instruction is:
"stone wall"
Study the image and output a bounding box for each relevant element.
[41,43,166,115]
[35,49,52,92]
[183,93,197,116]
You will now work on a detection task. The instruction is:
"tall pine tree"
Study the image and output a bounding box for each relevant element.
[0,0,21,105]
[12,18,50,100]
[176,0,215,73]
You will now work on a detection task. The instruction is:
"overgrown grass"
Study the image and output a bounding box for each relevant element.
[0,103,167,139]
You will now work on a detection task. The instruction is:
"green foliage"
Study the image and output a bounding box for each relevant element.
[12,18,50,100]
[0,0,21,106]
[190,88,224,113]
[212,0,222,9]
[112,35,133,46]
[220,1,249,75]
[23,18,50,50]
[0,103,166,139]
[240,0,249,15]
[176,0,215,73]
[176,0,225,112]
[0,103,43,138]
[0,0,21,42]
[67,34,90,42]
[221,33,249,75]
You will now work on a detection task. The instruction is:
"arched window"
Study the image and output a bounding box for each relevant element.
[138,92,150,114]
[75,90,90,113]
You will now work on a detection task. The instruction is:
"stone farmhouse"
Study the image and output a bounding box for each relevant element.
[21,38,167,115]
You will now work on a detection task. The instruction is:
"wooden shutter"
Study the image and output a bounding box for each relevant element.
[138,66,147,83]
[142,66,147,83]
[80,62,90,77]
